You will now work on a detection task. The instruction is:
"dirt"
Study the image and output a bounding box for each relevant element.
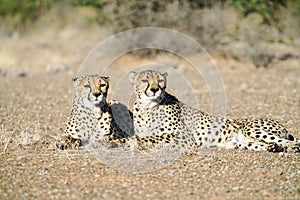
[0,29,300,200]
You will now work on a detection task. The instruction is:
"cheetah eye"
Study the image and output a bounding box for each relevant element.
[141,80,148,83]
[84,84,91,88]
[158,80,164,83]
[100,84,107,87]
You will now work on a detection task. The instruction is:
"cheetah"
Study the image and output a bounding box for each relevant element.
[111,69,300,153]
[56,74,133,150]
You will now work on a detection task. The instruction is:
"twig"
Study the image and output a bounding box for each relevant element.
[3,136,10,153]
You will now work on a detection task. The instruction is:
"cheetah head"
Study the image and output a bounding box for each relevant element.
[73,74,109,107]
[129,70,167,105]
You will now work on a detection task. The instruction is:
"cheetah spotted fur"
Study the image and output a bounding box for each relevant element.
[56,74,133,150]
[111,69,300,153]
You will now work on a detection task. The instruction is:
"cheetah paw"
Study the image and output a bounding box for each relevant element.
[267,143,285,152]
[56,135,82,150]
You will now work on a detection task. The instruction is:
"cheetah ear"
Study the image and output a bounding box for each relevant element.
[102,76,110,82]
[129,71,137,84]
[73,76,83,87]
[73,77,82,85]
[162,72,168,87]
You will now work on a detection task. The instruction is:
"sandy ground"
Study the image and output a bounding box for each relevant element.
[0,30,300,199]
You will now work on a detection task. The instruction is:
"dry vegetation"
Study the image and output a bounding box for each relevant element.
[1,1,300,199]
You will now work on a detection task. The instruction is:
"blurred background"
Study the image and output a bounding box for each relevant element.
[0,0,300,75]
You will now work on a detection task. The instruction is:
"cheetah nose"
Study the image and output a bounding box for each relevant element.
[150,88,159,93]
[93,92,101,97]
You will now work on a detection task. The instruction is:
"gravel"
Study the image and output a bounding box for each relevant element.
[1,42,300,199]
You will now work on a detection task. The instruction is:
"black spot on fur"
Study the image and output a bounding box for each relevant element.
[287,134,295,141]
[215,131,219,136]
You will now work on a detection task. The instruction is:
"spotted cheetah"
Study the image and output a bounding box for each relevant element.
[112,69,300,153]
[56,74,133,150]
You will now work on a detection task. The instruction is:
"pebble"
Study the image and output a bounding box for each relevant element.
[10,68,27,77]
[0,67,7,77]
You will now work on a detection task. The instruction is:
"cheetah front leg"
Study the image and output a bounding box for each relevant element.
[57,112,97,150]
[109,135,163,150]
[89,111,113,144]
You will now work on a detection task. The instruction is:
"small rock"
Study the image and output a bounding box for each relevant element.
[252,53,274,68]
[239,83,248,92]
[265,169,283,178]
[0,68,7,77]
[10,68,27,77]
[252,168,266,178]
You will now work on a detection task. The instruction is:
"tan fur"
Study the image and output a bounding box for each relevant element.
[112,70,300,153]
[57,74,133,150]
